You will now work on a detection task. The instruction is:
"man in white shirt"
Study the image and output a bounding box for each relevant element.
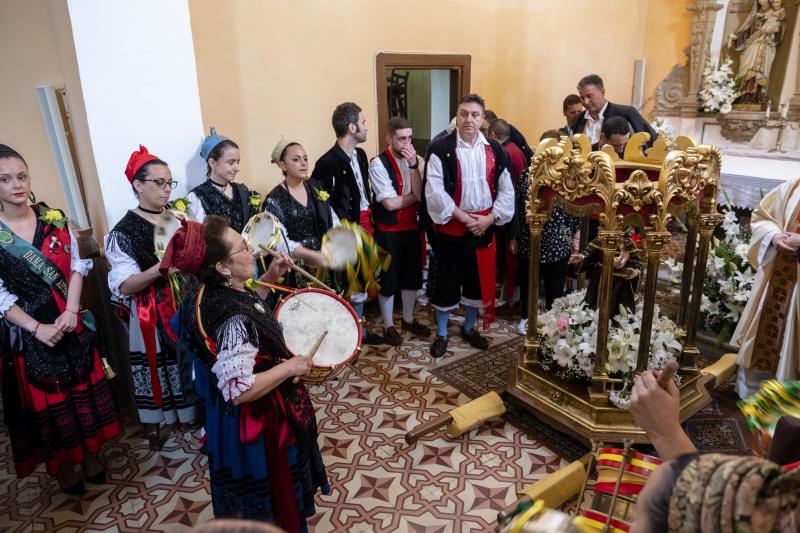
[423,94,515,358]
[368,117,431,345]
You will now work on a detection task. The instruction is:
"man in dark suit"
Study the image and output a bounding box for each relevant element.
[311,101,384,345]
[572,74,657,147]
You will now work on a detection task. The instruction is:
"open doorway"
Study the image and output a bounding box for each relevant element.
[376,53,471,155]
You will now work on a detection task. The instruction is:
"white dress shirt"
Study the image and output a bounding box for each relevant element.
[350,150,370,211]
[369,152,420,202]
[582,102,609,144]
[424,132,514,226]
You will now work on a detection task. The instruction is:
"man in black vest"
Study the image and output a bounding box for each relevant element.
[368,117,431,346]
[311,101,383,345]
[571,74,657,147]
[423,94,515,358]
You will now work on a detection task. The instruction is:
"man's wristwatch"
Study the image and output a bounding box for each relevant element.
[408,161,418,169]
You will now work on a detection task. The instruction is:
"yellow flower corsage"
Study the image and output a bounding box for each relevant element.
[249,192,262,208]
[168,197,191,213]
[37,206,67,229]
[314,188,330,202]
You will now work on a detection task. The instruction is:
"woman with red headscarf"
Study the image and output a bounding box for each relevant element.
[104,146,196,445]
[169,216,329,531]
[0,144,120,494]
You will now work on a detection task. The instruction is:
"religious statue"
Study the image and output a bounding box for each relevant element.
[727,0,787,105]
[571,232,643,316]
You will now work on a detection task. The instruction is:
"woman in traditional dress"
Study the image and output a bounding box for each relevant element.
[186,127,260,232]
[104,145,196,444]
[172,216,329,531]
[262,139,337,287]
[0,144,120,494]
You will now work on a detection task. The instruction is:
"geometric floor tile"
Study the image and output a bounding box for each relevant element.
[0,312,567,532]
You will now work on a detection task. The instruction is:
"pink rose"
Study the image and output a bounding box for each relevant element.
[556,315,570,336]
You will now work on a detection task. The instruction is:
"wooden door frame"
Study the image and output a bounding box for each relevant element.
[375,53,471,148]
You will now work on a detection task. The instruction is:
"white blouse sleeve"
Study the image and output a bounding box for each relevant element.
[68,227,93,277]
[491,167,516,226]
[0,278,18,317]
[369,157,398,203]
[103,232,142,299]
[424,153,456,225]
[211,315,259,402]
[186,191,207,223]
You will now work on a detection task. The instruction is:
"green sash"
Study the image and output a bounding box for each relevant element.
[0,219,69,302]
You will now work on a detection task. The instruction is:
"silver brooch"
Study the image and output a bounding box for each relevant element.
[254,302,266,314]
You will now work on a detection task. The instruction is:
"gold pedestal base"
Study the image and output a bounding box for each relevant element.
[505,361,714,445]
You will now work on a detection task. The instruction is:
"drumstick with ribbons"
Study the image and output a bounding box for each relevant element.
[293,329,328,384]
[258,244,335,292]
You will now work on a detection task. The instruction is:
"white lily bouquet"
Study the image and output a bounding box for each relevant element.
[538,289,684,409]
[698,55,739,114]
[664,204,755,344]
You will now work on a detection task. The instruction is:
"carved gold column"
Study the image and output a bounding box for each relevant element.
[589,230,622,405]
[637,230,672,372]
[676,207,698,328]
[680,0,724,117]
[683,212,723,372]
[524,213,549,367]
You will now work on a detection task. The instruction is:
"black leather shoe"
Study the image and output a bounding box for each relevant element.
[430,336,448,359]
[85,470,106,485]
[384,326,403,346]
[460,327,489,350]
[362,331,385,345]
[401,319,431,338]
[61,480,86,496]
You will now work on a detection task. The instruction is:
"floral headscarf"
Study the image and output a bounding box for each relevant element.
[668,453,799,532]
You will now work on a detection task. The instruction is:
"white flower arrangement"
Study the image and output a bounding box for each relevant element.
[698,55,739,115]
[538,289,684,409]
[665,204,755,344]
[650,117,676,143]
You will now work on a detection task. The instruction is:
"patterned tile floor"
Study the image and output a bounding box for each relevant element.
[0,312,567,532]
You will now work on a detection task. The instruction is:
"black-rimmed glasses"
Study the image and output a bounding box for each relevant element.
[139,178,178,190]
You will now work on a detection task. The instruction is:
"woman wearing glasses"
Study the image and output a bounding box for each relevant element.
[104,146,196,444]
[186,128,260,232]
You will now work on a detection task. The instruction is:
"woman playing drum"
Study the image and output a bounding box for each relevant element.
[262,139,337,287]
[104,146,196,434]
[186,127,260,232]
[171,215,329,530]
[0,144,120,494]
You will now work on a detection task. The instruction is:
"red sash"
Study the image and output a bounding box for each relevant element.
[434,144,498,328]
[377,150,418,232]
[135,284,177,408]
[359,209,374,236]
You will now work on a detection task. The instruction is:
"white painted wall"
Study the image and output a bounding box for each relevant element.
[66,0,205,229]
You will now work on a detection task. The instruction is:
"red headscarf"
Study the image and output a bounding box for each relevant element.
[159,219,207,275]
[125,145,160,183]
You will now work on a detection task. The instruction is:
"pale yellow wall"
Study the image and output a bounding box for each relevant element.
[642,0,694,117]
[0,1,68,209]
[189,0,692,195]
[0,0,108,237]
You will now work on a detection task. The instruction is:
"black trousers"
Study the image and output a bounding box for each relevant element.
[375,229,424,297]
[518,255,570,319]
[427,230,493,309]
